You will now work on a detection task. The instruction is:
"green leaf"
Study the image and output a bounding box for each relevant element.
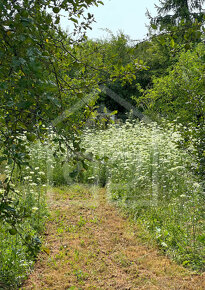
[9,228,17,235]
[53,7,60,13]
[170,38,175,48]
[151,24,157,30]
[26,133,36,142]
[110,110,118,115]
[70,17,78,24]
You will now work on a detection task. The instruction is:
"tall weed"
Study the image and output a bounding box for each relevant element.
[82,121,205,270]
[0,134,48,288]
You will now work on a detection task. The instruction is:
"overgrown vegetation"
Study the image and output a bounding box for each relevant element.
[81,121,205,271]
[0,0,205,287]
[0,137,48,288]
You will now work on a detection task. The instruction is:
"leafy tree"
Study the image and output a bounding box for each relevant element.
[147,0,205,52]
[0,0,105,197]
[137,43,205,175]
[142,44,204,124]
[95,32,178,118]
[82,32,148,118]
[0,0,109,261]
[0,0,104,159]
[0,0,146,233]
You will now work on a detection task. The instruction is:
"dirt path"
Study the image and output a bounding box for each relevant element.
[21,185,204,289]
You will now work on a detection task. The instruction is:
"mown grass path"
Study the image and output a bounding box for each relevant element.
[22,185,204,289]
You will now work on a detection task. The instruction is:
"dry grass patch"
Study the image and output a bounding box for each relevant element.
[21,185,205,290]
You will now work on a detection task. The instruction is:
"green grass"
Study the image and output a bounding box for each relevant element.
[0,186,48,288]
[0,137,48,288]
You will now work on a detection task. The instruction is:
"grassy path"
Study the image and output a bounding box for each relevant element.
[22,185,204,289]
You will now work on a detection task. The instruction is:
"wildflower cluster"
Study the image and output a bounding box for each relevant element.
[0,132,49,288]
[82,121,205,270]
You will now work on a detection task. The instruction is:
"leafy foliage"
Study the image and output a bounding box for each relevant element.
[137,43,205,176]
[85,32,149,118]
[0,0,105,287]
[0,0,143,221]
[147,0,205,56]
[140,43,205,123]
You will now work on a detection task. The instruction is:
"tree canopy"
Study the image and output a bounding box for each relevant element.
[0,0,146,207]
[151,0,205,25]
